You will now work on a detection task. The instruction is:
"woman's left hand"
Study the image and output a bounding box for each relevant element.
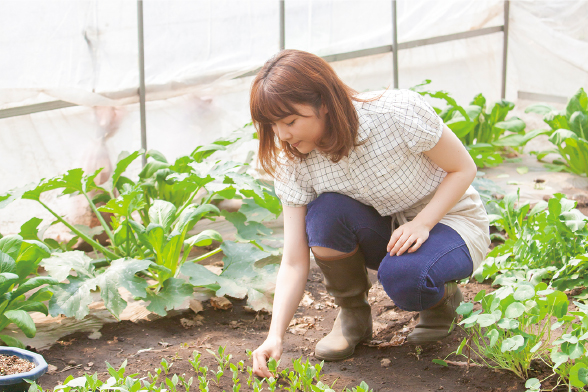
[387,220,431,256]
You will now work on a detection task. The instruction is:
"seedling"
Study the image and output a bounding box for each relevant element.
[179,374,194,392]
[267,376,278,392]
[198,375,209,392]
[246,366,254,386]
[208,345,233,372]
[230,362,240,381]
[210,366,224,385]
[233,383,242,392]
[267,357,281,377]
[165,374,180,392]
[160,358,172,375]
[189,351,202,373]
[253,377,265,392]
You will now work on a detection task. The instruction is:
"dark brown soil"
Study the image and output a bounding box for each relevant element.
[0,354,35,376]
[37,267,528,392]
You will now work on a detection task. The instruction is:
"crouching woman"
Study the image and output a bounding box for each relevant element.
[249,49,490,378]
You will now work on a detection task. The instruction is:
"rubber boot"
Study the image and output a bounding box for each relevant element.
[313,246,373,361]
[406,281,463,344]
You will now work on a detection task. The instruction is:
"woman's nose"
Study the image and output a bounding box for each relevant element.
[275,124,291,141]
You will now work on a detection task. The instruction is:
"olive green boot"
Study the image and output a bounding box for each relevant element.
[313,247,373,361]
[406,281,463,344]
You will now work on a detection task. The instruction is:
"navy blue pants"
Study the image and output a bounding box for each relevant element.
[305,193,473,311]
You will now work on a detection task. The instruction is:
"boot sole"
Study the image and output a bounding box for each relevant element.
[314,329,373,362]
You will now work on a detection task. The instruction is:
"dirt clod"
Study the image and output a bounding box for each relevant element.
[210,296,232,310]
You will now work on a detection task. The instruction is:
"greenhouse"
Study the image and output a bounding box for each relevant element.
[0,0,587,391]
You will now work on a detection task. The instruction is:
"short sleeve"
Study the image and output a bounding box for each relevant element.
[273,155,316,207]
[393,90,444,154]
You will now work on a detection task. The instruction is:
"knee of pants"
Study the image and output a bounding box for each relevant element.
[377,256,428,311]
[305,193,356,246]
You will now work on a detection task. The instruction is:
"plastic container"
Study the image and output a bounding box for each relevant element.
[0,347,48,392]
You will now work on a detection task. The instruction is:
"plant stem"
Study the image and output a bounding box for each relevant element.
[38,200,119,260]
[186,247,223,264]
[82,190,117,246]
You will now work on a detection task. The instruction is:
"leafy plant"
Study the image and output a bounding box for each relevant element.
[0,234,58,347]
[476,190,588,292]
[527,87,588,175]
[452,281,569,379]
[412,80,537,168]
[3,127,283,319]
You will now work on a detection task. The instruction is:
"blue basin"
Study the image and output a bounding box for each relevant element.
[0,347,48,392]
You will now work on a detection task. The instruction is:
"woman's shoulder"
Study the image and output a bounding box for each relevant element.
[354,89,426,114]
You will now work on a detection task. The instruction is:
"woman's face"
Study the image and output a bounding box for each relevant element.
[271,103,328,154]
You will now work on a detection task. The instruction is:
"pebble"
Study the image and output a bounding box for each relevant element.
[380,358,391,367]
[67,360,76,366]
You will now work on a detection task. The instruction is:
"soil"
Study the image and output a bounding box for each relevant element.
[0,354,36,376]
[36,265,540,392]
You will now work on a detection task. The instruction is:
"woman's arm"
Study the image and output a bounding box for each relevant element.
[252,205,310,378]
[387,124,477,256]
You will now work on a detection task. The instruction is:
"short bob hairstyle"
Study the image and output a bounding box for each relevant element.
[250,49,380,177]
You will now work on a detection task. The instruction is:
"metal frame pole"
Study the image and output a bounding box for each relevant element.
[279,0,285,50]
[137,0,148,166]
[391,0,399,89]
[501,0,510,99]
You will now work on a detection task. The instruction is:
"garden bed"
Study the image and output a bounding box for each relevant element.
[36,264,531,392]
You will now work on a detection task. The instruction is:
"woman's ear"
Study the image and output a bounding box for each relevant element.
[320,103,328,116]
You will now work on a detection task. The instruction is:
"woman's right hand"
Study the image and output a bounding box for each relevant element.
[252,336,283,378]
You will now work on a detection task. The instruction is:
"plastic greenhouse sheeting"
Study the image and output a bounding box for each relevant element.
[0,0,587,236]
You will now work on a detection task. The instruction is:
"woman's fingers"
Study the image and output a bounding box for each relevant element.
[407,237,424,253]
[396,234,417,256]
[252,351,272,378]
[389,231,410,256]
[386,228,403,252]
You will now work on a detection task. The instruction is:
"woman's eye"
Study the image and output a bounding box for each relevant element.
[287,120,296,126]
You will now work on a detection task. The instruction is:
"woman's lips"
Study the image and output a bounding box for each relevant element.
[291,141,301,148]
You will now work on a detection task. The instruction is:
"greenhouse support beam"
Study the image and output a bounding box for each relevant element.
[501,0,510,99]
[0,101,76,120]
[279,0,285,51]
[391,0,398,89]
[137,0,148,167]
[518,91,567,104]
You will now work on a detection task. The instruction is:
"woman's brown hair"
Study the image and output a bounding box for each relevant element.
[250,49,382,177]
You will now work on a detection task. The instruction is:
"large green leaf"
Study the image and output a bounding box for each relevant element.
[139,161,171,179]
[525,103,556,115]
[221,241,271,269]
[94,258,152,317]
[0,183,36,209]
[221,211,272,242]
[544,111,569,131]
[0,334,24,348]
[501,335,524,352]
[494,117,526,134]
[566,87,587,119]
[48,276,97,319]
[180,263,223,288]
[41,251,95,282]
[11,301,49,316]
[185,230,223,247]
[98,186,145,216]
[223,172,264,199]
[18,218,43,241]
[174,204,220,234]
[4,309,36,338]
[149,200,177,231]
[112,150,143,190]
[11,276,58,299]
[0,235,23,261]
[191,144,227,163]
[145,278,193,316]
[549,128,578,146]
[569,111,588,139]
[0,251,17,274]
[240,189,283,218]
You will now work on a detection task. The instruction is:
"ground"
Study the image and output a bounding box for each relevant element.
[36,265,541,392]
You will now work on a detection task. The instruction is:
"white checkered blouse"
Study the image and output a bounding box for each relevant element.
[274,89,490,270]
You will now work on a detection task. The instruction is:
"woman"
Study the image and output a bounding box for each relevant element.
[249,50,490,378]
